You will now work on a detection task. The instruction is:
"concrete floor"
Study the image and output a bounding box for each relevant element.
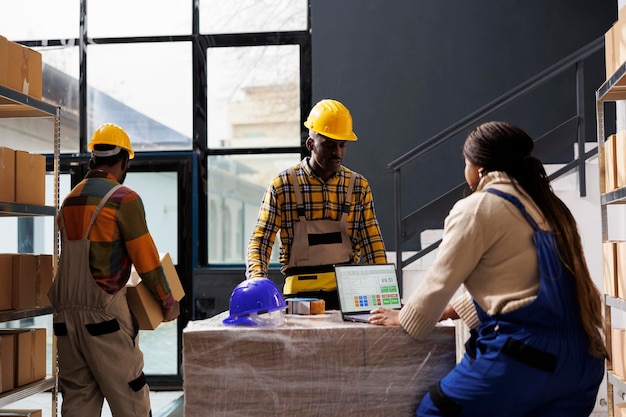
[8,390,183,417]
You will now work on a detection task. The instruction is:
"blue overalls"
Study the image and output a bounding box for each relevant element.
[417,189,604,417]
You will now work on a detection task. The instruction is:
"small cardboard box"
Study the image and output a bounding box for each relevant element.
[622,330,626,378]
[617,130,626,189]
[618,242,626,299]
[126,253,185,330]
[0,254,12,311]
[612,328,626,378]
[22,47,42,100]
[0,328,46,387]
[617,19,626,79]
[15,328,46,387]
[35,254,53,307]
[0,411,42,417]
[12,254,37,310]
[14,151,45,206]
[606,18,626,79]
[0,35,8,88]
[286,298,325,315]
[605,134,618,193]
[606,23,616,79]
[0,333,15,393]
[6,40,42,99]
[604,241,618,297]
[0,147,15,202]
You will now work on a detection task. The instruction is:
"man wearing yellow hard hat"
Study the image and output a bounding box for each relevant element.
[48,123,180,417]
[246,99,388,309]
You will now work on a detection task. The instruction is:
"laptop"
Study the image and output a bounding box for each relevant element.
[334,263,402,323]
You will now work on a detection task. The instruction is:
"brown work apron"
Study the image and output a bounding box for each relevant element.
[48,184,151,417]
[284,168,355,294]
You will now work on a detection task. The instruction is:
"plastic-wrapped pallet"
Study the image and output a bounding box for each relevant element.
[183,310,455,417]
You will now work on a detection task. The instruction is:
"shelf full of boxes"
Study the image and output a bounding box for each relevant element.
[0,33,60,417]
[597,8,626,417]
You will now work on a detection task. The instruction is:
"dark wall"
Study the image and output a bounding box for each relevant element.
[310,0,616,251]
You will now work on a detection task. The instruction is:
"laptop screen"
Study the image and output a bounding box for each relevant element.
[334,264,402,314]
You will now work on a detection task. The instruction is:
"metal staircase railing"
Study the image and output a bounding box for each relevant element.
[388,36,605,286]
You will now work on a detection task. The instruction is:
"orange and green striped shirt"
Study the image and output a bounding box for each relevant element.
[59,170,174,308]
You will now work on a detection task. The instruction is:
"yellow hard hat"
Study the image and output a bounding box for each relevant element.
[89,123,135,159]
[304,99,358,141]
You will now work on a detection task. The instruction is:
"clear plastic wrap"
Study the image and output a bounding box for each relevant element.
[183,311,456,417]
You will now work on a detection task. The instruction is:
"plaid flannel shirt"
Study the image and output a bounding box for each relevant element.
[246,158,387,278]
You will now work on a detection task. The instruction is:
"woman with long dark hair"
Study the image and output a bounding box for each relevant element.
[370,121,606,416]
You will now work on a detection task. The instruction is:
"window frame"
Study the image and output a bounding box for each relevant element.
[19,0,312,388]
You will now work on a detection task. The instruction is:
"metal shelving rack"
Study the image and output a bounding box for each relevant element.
[597,60,626,417]
[0,84,60,415]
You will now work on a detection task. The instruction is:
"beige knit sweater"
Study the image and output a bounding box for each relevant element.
[399,171,549,340]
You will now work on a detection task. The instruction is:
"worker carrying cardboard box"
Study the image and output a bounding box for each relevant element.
[48,123,180,417]
[245,99,388,309]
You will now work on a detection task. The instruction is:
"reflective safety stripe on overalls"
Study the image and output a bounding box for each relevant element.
[417,188,604,417]
[283,168,355,294]
[48,184,152,417]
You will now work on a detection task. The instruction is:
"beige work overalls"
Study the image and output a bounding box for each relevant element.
[48,185,151,417]
[284,168,355,294]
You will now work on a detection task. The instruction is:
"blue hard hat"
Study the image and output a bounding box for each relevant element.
[223,278,287,326]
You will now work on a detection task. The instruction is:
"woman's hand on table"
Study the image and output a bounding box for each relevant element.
[368,307,400,326]
[439,304,459,321]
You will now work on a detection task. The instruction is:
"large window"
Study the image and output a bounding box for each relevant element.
[200,0,308,34]
[207,154,299,264]
[124,172,179,260]
[205,43,304,264]
[124,171,179,375]
[207,45,301,149]
[0,0,79,40]
[87,42,193,152]
[89,0,191,37]
[0,0,311,388]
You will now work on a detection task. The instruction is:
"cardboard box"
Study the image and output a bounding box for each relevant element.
[612,328,626,378]
[35,254,53,307]
[14,151,45,206]
[618,130,626,189]
[286,298,325,315]
[0,35,8,88]
[0,411,42,417]
[606,24,615,79]
[12,254,37,310]
[604,241,618,297]
[606,18,626,79]
[617,20,626,79]
[22,47,42,100]
[0,254,12,311]
[6,40,42,100]
[605,134,618,193]
[16,328,46,386]
[616,403,626,417]
[183,312,456,417]
[0,328,45,387]
[126,253,185,330]
[0,147,15,202]
[0,333,15,393]
[618,242,626,299]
